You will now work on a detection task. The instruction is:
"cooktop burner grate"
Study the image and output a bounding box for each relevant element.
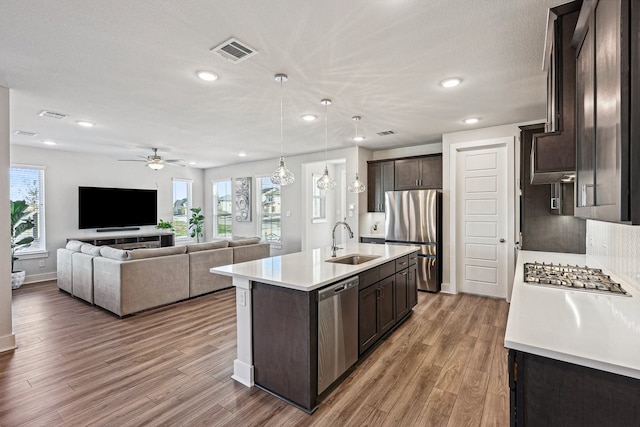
[524,262,630,296]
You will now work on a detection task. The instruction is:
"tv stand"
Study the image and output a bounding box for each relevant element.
[68,231,175,249]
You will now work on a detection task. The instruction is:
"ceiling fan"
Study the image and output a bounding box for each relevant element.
[118,147,185,170]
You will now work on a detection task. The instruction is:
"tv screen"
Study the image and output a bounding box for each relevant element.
[78,186,158,229]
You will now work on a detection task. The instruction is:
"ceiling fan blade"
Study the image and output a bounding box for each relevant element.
[166,162,186,167]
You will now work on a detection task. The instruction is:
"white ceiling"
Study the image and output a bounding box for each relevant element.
[1,0,561,169]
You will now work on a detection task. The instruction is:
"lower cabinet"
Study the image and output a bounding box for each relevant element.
[408,263,418,308]
[395,270,409,320]
[509,349,640,426]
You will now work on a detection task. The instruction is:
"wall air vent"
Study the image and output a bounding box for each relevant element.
[38,110,68,120]
[14,130,38,137]
[377,130,396,136]
[210,37,258,63]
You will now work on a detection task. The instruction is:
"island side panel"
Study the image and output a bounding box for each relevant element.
[252,281,318,412]
[232,277,254,386]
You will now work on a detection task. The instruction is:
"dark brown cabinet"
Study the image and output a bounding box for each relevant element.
[573,0,640,223]
[509,349,640,426]
[360,237,385,244]
[408,263,418,309]
[530,2,580,184]
[367,161,394,212]
[394,155,442,190]
[395,270,409,320]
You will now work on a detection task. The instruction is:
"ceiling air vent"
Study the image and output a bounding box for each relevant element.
[377,130,396,136]
[38,110,68,120]
[14,130,38,137]
[210,37,258,63]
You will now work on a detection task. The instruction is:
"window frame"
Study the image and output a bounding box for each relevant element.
[10,164,47,258]
[311,173,327,223]
[256,175,282,248]
[172,178,193,241]
[212,178,233,239]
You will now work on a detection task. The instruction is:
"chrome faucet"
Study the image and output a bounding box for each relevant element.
[331,218,354,257]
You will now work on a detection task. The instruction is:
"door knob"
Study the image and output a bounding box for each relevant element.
[499,238,506,243]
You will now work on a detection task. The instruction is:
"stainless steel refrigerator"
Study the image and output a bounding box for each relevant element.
[385,190,442,292]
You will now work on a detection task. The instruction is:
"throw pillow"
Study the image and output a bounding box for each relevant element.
[228,237,262,247]
[185,240,229,253]
[99,246,129,260]
[80,243,102,256]
[65,240,85,252]
[127,245,187,260]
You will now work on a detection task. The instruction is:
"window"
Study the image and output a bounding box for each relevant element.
[256,176,281,243]
[311,173,326,223]
[10,165,46,254]
[172,178,192,239]
[212,179,233,239]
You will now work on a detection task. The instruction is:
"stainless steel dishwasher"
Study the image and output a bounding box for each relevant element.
[317,276,359,395]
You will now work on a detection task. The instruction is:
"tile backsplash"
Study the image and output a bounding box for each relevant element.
[587,220,640,288]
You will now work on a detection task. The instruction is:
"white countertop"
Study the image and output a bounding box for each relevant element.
[211,243,419,292]
[505,250,640,379]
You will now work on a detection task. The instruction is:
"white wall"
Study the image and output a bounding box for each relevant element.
[1,87,16,352]
[204,147,360,256]
[10,145,204,283]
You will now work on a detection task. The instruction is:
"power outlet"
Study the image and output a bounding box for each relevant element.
[38,260,46,268]
[238,290,246,306]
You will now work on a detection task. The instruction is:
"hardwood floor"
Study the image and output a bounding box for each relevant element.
[1,281,510,426]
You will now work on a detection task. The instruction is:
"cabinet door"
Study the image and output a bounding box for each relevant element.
[358,285,380,355]
[408,264,418,308]
[367,162,381,212]
[419,156,443,189]
[575,20,595,216]
[380,161,395,211]
[379,275,396,335]
[394,158,421,190]
[395,270,409,320]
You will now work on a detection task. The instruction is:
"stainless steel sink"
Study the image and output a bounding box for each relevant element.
[325,254,381,265]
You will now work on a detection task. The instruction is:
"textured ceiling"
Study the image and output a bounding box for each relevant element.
[0,0,563,168]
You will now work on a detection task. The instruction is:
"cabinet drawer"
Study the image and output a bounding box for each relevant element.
[408,252,418,266]
[395,256,409,271]
[379,260,396,279]
[359,267,380,290]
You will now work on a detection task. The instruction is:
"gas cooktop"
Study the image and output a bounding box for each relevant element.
[524,262,630,297]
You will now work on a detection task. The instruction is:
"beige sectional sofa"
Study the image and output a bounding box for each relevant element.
[56,237,270,317]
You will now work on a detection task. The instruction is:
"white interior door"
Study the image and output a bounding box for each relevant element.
[456,145,508,298]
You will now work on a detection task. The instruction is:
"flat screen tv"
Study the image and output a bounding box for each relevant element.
[78,186,158,229]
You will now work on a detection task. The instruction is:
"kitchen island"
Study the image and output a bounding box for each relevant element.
[506,250,640,425]
[211,242,419,412]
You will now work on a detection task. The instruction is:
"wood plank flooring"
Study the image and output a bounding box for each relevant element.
[1,281,510,426]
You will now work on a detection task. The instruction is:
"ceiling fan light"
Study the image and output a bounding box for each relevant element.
[148,162,164,170]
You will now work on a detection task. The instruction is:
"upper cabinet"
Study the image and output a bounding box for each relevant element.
[573,0,640,223]
[530,1,581,185]
[394,154,442,190]
[367,160,394,212]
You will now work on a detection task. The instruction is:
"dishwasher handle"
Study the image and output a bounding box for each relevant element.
[318,277,359,301]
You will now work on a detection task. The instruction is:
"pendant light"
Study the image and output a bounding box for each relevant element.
[270,73,295,185]
[316,98,336,190]
[348,115,366,193]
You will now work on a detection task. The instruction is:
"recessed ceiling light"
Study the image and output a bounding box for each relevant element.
[197,70,218,81]
[353,136,365,142]
[440,78,462,88]
[188,161,196,165]
[464,117,480,124]
[77,120,95,127]
[238,152,247,157]
[43,140,57,146]
[302,114,317,122]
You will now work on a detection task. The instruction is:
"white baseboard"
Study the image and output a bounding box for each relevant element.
[0,333,16,353]
[25,272,57,284]
[440,282,456,294]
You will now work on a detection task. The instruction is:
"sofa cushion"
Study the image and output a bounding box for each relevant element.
[185,240,229,253]
[66,240,85,252]
[80,243,102,256]
[228,237,261,247]
[127,245,187,260]
[100,246,129,260]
